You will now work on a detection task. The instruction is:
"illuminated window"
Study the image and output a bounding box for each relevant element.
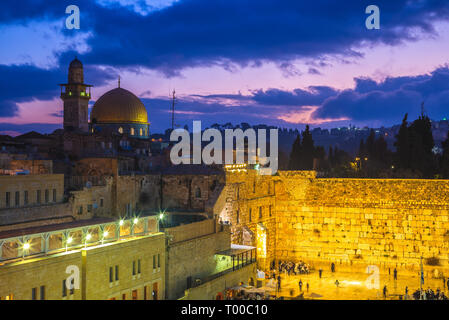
[131,128,135,135]
[80,92,85,96]
[118,127,123,134]
[259,207,262,219]
[140,128,143,136]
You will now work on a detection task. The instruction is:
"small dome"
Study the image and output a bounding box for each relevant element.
[90,88,148,124]
[69,58,83,69]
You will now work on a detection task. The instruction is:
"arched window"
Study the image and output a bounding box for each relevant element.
[139,128,143,136]
[118,127,123,134]
[130,127,135,135]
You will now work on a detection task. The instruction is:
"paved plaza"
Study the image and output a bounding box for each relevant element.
[274,268,448,300]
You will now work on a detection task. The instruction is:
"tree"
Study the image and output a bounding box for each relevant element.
[288,134,302,170]
[440,130,449,178]
[394,114,410,169]
[300,125,315,169]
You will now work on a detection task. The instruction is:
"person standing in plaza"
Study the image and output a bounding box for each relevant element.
[331,262,335,273]
[319,268,323,278]
[393,268,397,281]
[298,279,303,292]
[383,285,388,299]
[306,282,309,293]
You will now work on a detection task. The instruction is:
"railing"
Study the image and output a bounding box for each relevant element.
[190,248,257,288]
[191,255,256,289]
[0,216,159,263]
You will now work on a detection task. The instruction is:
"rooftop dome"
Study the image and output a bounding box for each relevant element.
[90,88,148,124]
[69,58,83,69]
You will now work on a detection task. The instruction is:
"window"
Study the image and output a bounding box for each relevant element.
[249,208,252,222]
[31,288,37,300]
[130,127,135,135]
[24,191,28,206]
[118,127,123,134]
[36,190,41,204]
[62,280,67,297]
[157,254,160,268]
[87,204,92,213]
[153,255,156,270]
[40,286,45,300]
[269,205,272,217]
[132,261,136,276]
[45,189,49,203]
[132,289,138,300]
[109,267,113,283]
[253,181,256,193]
[5,192,10,207]
[259,207,262,219]
[236,210,239,224]
[15,191,19,207]
[100,198,104,207]
[138,259,141,274]
[53,189,56,202]
[195,187,201,198]
[78,206,83,215]
[139,128,143,136]
[115,265,119,281]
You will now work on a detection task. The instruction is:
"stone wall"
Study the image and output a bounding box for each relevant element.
[222,170,449,275]
[165,219,231,299]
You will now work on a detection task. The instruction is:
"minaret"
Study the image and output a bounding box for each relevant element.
[59,58,92,132]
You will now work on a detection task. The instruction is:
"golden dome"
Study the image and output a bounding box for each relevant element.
[90,87,148,124]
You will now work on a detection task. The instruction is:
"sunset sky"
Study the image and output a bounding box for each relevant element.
[2,0,449,135]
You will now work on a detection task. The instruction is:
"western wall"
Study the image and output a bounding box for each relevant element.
[220,170,449,277]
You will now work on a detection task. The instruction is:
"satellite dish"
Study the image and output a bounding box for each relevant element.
[86,181,92,189]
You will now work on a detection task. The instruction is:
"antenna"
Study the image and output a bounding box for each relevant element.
[171,89,176,130]
[118,75,121,88]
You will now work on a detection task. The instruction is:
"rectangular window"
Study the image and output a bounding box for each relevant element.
[45,189,49,203]
[53,189,56,202]
[14,191,19,207]
[87,204,92,213]
[153,255,156,269]
[157,254,160,268]
[24,191,28,205]
[249,208,252,222]
[236,210,240,224]
[269,205,272,217]
[31,288,37,300]
[40,286,45,300]
[100,198,104,207]
[138,259,141,274]
[132,261,136,276]
[78,206,83,215]
[115,265,119,281]
[259,207,262,219]
[109,267,113,283]
[36,190,41,204]
[62,279,67,297]
[5,192,10,207]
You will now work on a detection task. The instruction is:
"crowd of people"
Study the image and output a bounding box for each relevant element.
[274,260,312,276]
[411,288,449,300]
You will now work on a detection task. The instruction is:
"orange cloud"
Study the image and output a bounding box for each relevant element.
[277,105,349,125]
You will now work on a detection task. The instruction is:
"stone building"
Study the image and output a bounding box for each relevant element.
[0,216,165,300]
